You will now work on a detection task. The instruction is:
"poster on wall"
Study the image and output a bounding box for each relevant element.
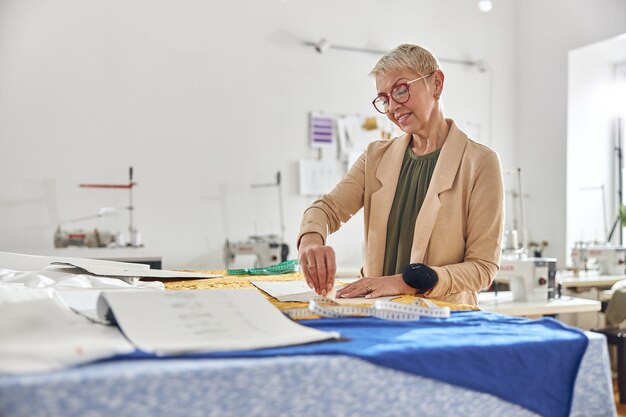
[298,159,345,197]
[309,113,336,148]
[336,114,399,159]
[300,113,401,196]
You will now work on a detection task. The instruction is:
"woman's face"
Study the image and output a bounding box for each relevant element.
[374,67,438,134]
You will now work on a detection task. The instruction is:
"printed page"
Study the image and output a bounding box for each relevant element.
[99,289,340,355]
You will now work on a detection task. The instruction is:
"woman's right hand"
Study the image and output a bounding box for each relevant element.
[298,233,337,296]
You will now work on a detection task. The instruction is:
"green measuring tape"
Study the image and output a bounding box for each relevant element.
[227,259,300,275]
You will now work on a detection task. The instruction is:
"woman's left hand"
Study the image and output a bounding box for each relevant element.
[335,274,417,299]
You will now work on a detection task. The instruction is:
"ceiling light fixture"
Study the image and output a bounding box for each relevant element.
[478,0,493,13]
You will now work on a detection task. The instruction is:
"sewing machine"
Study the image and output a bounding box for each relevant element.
[54,167,142,248]
[498,257,557,302]
[54,227,117,248]
[224,235,289,269]
[571,243,626,275]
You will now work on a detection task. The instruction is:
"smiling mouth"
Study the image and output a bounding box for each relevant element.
[396,113,411,124]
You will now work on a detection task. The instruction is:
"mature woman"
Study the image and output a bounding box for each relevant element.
[297,43,504,306]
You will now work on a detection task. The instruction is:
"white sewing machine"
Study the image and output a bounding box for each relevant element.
[571,243,626,275]
[224,235,289,269]
[498,257,557,302]
[54,227,117,248]
[55,168,142,249]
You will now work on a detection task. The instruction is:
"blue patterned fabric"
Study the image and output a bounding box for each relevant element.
[118,311,588,417]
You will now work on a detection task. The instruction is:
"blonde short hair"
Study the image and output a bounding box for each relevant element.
[370,44,440,77]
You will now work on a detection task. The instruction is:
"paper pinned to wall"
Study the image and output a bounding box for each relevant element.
[309,113,336,147]
[337,114,400,158]
[457,120,482,141]
[298,159,345,196]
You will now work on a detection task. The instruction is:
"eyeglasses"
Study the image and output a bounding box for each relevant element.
[372,72,434,114]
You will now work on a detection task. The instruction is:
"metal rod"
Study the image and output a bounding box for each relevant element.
[129,166,134,238]
[618,117,624,245]
[608,216,620,243]
[251,171,285,242]
[303,41,482,68]
[607,119,624,244]
[602,184,608,240]
[277,171,285,243]
[517,168,527,250]
[79,184,134,189]
[607,118,624,244]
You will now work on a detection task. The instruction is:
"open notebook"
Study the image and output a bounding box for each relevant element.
[97,289,340,355]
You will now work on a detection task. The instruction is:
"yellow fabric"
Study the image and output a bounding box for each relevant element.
[297,119,504,306]
[165,271,479,319]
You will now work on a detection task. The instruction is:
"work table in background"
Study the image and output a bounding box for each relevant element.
[477,291,601,318]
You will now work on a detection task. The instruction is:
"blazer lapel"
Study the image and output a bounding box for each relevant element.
[410,122,468,263]
[366,134,411,276]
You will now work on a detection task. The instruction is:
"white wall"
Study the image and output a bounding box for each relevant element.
[2,0,626,271]
[515,0,626,266]
[0,0,518,269]
[567,36,626,255]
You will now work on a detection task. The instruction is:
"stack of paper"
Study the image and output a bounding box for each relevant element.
[0,251,222,279]
[251,280,393,304]
[0,297,134,374]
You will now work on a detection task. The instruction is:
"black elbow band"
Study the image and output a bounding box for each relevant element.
[402,263,438,294]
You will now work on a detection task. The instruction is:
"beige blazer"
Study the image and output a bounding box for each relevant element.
[298,120,504,306]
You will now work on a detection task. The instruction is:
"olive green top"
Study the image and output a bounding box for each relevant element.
[382,147,441,276]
